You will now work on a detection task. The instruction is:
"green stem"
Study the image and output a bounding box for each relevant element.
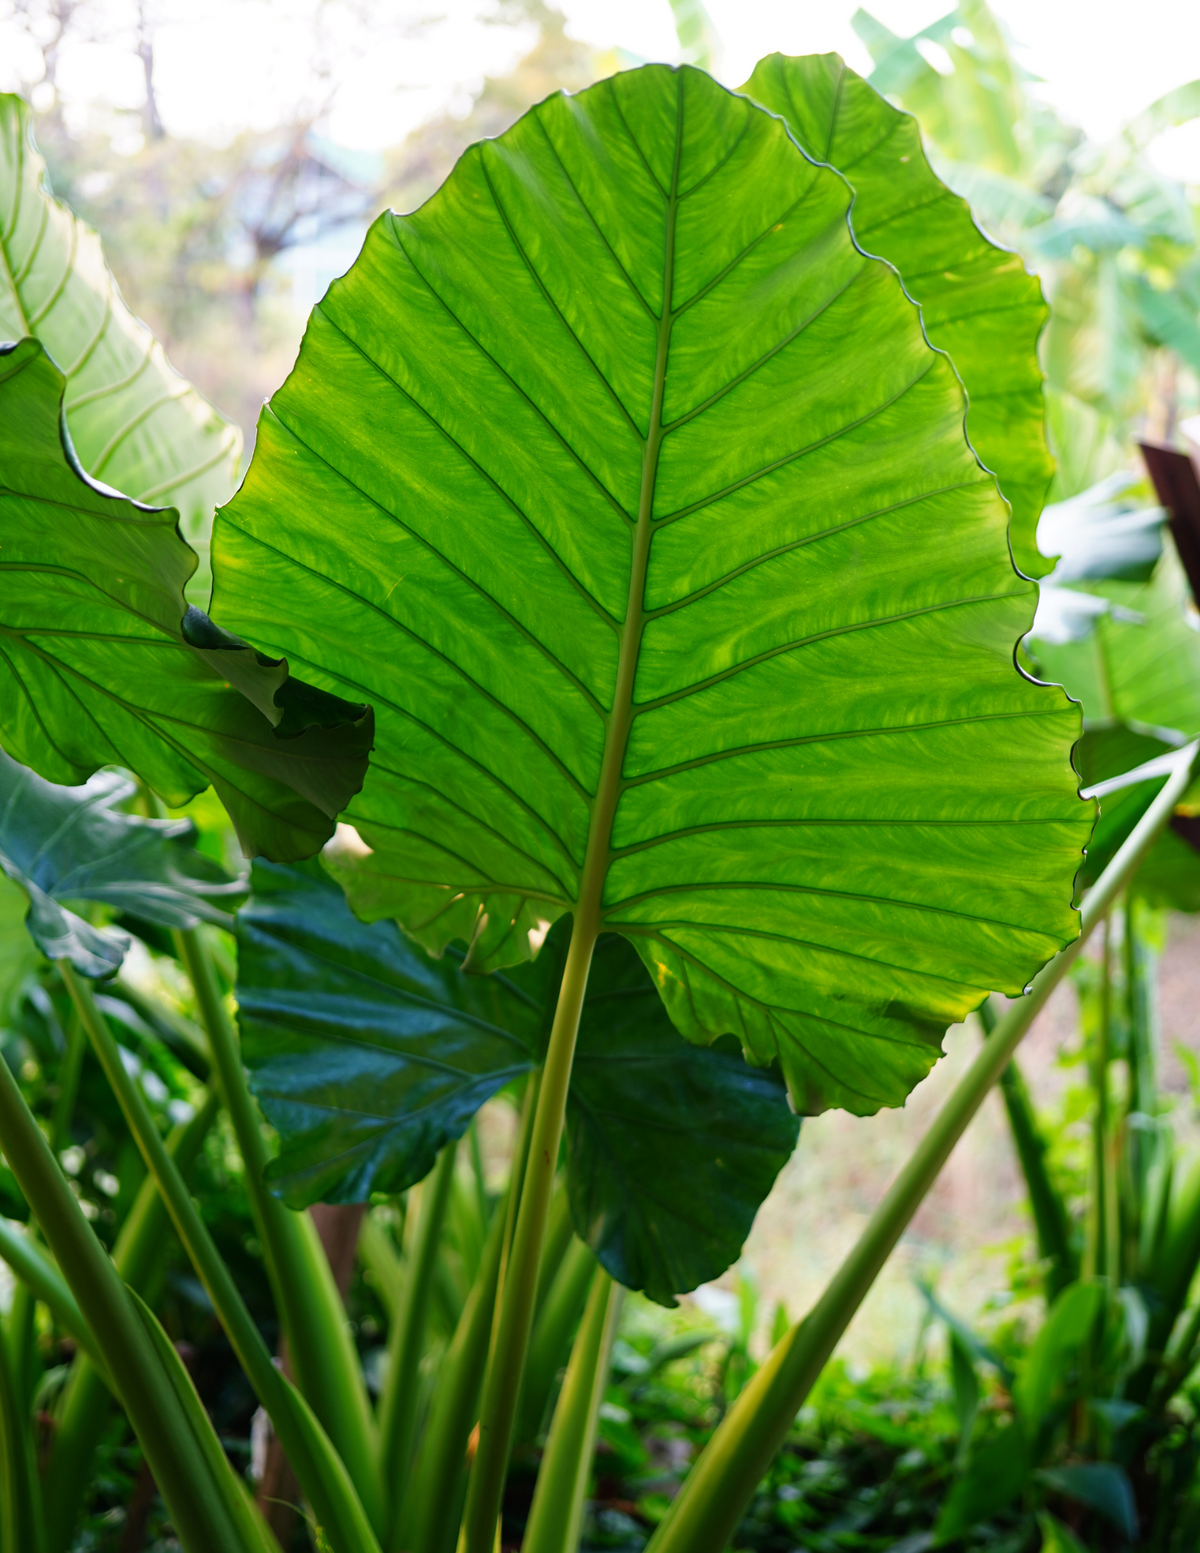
[0,1034,245,1550]
[991,1045,1076,1302]
[174,925,383,1530]
[58,960,382,1553]
[515,1235,600,1449]
[645,743,1197,1553]
[461,78,685,1553]
[380,1143,458,1542]
[520,1265,622,1553]
[0,1294,44,1553]
[402,1203,507,1553]
[0,1218,110,1380]
[461,916,599,1553]
[43,1090,220,1553]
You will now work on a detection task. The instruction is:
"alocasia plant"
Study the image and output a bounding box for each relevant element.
[209,61,1092,1543]
[0,53,1119,1553]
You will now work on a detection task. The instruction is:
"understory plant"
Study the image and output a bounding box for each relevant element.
[1,40,1198,1553]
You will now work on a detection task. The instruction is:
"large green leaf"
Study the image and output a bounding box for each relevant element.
[0,94,240,604]
[741,52,1055,578]
[0,337,373,861]
[0,745,241,977]
[235,860,798,1305]
[215,63,1090,1118]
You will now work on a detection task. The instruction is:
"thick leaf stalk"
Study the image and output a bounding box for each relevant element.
[43,1091,220,1553]
[520,1265,623,1553]
[176,926,383,1530]
[58,961,383,1553]
[645,745,1196,1553]
[0,1027,250,1551]
[380,1143,458,1542]
[461,915,599,1551]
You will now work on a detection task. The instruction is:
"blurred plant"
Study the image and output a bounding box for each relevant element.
[853,0,1200,518]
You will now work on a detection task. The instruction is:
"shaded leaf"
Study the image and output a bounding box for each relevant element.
[0,337,373,861]
[0,93,241,604]
[214,63,1089,1119]
[235,860,798,1304]
[742,51,1054,576]
[1037,1463,1137,1540]
[0,745,242,977]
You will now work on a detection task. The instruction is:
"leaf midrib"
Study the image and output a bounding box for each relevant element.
[579,77,685,935]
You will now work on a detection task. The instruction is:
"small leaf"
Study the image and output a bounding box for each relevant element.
[0,745,243,977]
[235,860,798,1304]
[933,1423,1029,1544]
[0,337,373,861]
[1037,1463,1138,1541]
[1015,1279,1105,1432]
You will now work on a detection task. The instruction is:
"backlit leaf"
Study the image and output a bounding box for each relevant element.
[214,64,1090,1118]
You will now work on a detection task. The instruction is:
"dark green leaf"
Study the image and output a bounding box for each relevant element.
[0,337,374,861]
[0,94,241,605]
[0,745,242,977]
[742,52,1054,577]
[932,1423,1029,1544]
[214,63,1090,1119]
[1037,1463,1137,1540]
[235,860,798,1304]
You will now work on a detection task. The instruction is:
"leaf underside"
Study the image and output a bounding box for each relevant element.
[216,63,1090,1117]
[742,53,1055,579]
[0,94,241,604]
[0,746,242,976]
[0,338,373,862]
[236,861,798,1304]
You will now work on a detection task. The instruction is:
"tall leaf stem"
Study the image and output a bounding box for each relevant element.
[0,1290,44,1553]
[646,744,1197,1553]
[57,960,383,1553]
[0,1025,246,1550]
[402,1171,510,1553]
[380,1142,457,1542]
[460,81,685,1553]
[174,925,383,1529]
[0,1219,110,1379]
[460,917,598,1551]
[44,1090,220,1553]
[520,1265,623,1553]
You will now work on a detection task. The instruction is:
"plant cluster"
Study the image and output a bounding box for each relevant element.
[0,11,1199,1553]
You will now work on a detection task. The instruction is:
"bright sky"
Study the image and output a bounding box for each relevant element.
[2,0,1199,175]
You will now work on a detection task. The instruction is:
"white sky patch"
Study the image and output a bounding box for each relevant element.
[0,0,1196,167]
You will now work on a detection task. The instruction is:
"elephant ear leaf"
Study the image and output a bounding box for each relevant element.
[0,337,373,861]
[235,861,797,1304]
[0,745,244,977]
[0,93,241,604]
[741,52,1054,578]
[216,63,1090,1118]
